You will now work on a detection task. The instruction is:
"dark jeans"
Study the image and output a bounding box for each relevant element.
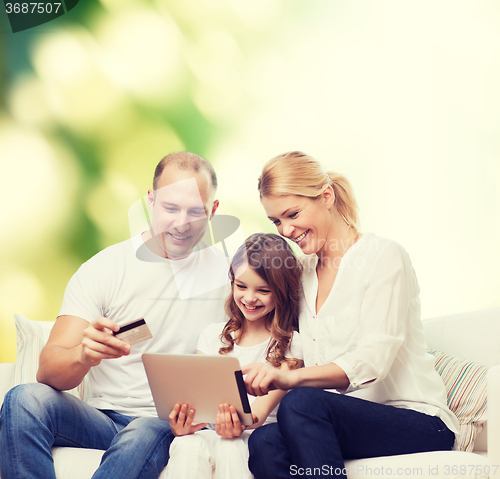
[248,387,455,479]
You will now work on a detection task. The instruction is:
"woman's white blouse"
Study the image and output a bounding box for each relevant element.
[299,233,459,438]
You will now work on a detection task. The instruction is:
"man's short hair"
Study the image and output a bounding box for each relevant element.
[153,152,218,192]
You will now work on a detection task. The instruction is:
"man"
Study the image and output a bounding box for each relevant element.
[0,152,229,479]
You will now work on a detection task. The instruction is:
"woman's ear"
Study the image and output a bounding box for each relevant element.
[322,185,336,209]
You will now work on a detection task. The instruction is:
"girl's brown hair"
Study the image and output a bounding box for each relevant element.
[258,151,360,235]
[219,233,302,368]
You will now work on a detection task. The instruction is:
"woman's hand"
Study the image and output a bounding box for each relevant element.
[215,403,246,438]
[243,361,350,394]
[242,362,296,396]
[168,403,208,437]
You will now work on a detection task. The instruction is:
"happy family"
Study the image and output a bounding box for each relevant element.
[0,151,459,479]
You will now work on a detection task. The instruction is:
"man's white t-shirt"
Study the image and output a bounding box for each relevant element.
[197,322,303,425]
[59,234,230,417]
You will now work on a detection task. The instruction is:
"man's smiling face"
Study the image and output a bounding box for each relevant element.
[147,164,218,259]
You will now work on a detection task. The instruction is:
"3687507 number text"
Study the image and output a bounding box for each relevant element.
[5,3,62,14]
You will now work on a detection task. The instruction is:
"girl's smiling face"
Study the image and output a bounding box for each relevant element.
[233,265,276,324]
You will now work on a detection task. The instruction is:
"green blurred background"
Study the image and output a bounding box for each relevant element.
[1,0,499,362]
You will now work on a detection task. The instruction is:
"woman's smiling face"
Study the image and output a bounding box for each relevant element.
[261,194,333,255]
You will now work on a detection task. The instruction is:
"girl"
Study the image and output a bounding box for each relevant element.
[165,233,303,479]
[243,151,460,479]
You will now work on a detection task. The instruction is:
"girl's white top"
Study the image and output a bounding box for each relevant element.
[198,322,303,425]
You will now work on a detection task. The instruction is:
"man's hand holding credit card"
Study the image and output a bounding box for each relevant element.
[113,318,153,346]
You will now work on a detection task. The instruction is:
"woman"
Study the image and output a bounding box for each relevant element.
[242,151,458,478]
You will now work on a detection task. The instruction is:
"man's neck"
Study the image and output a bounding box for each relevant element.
[140,231,195,261]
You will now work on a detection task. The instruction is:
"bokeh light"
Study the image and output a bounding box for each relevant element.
[1,0,499,362]
[0,122,78,252]
[96,7,184,102]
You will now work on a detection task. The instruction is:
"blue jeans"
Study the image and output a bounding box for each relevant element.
[0,383,174,479]
[248,387,455,479]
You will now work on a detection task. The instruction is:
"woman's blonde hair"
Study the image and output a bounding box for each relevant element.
[258,151,360,234]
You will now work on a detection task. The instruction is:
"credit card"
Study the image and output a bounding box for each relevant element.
[113,318,152,346]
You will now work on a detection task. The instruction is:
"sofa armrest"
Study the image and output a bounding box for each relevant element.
[0,363,15,407]
[488,364,500,467]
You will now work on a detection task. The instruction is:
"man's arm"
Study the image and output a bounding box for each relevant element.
[36,315,131,391]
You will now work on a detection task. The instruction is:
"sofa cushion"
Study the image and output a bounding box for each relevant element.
[423,308,500,367]
[52,448,105,479]
[344,450,490,479]
[11,314,89,401]
[0,363,14,406]
[429,349,487,452]
[51,448,171,479]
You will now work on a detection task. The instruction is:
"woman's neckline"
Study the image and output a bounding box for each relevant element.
[314,232,366,267]
[313,233,368,314]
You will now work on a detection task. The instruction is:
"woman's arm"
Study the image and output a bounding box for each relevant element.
[216,359,304,436]
[243,240,416,397]
[329,241,415,393]
[242,361,348,396]
[245,359,304,428]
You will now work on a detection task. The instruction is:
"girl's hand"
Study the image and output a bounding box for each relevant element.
[168,403,208,437]
[215,403,246,438]
[242,362,296,396]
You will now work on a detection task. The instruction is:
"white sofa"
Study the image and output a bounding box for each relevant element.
[1,308,499,479]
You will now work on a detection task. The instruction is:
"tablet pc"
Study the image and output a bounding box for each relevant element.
[142,353,254,426]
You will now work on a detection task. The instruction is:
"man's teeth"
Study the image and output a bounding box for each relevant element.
[170,233,188,240]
